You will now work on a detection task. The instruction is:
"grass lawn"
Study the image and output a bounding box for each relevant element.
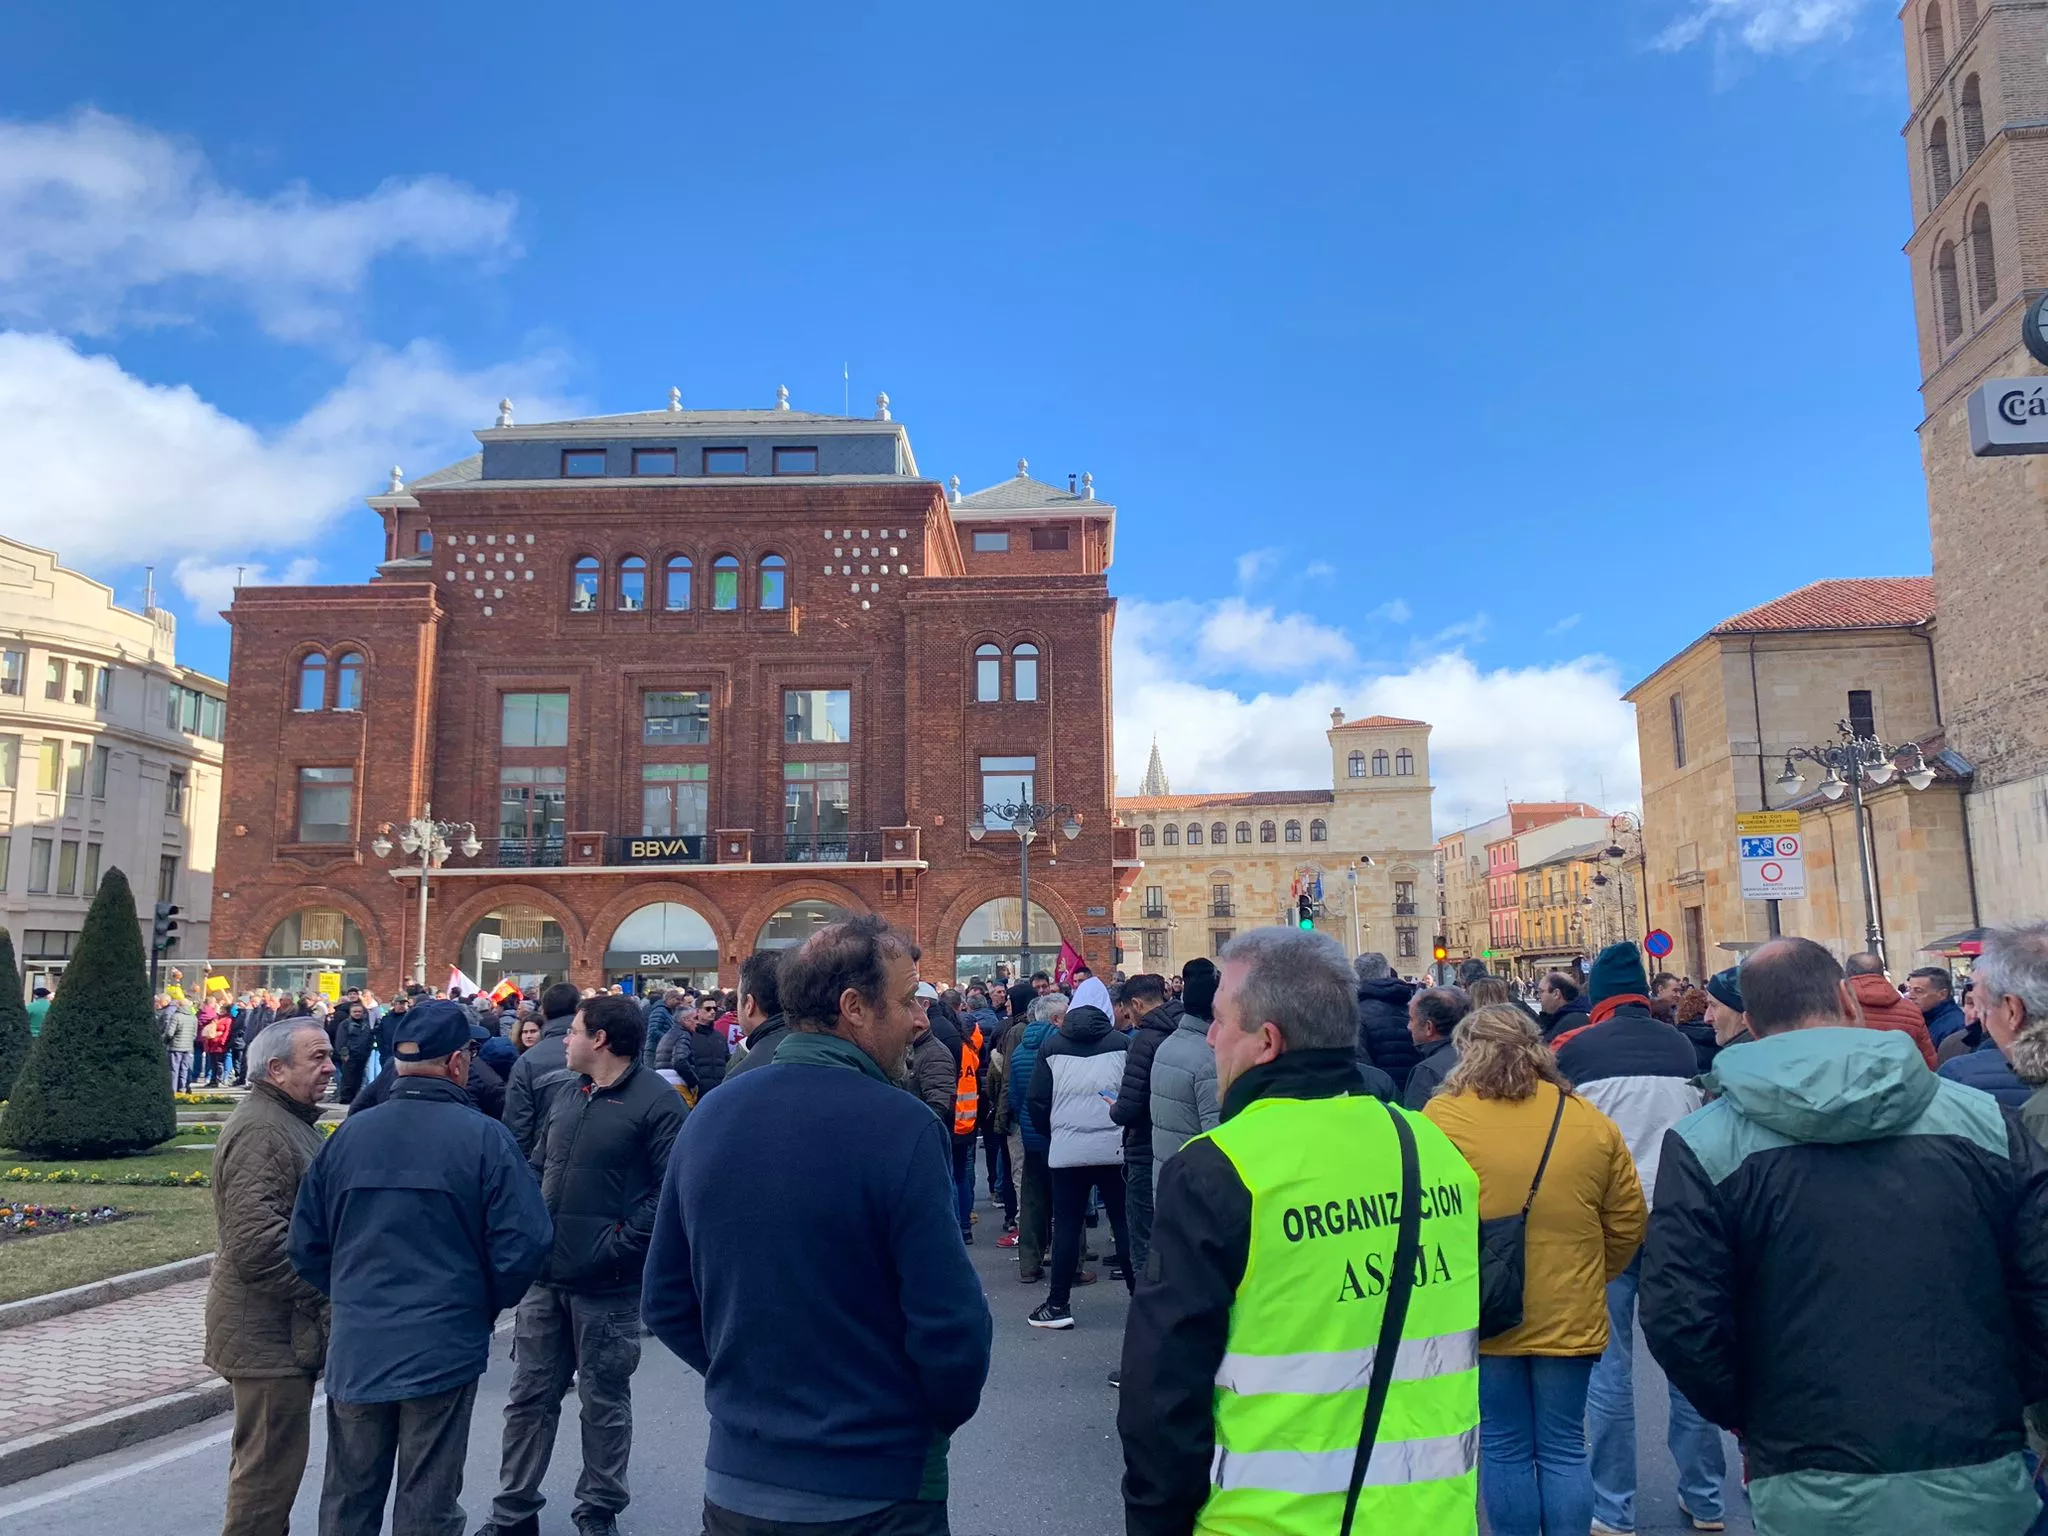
[0,1144,217,1303]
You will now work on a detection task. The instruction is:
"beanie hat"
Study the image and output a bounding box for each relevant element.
[1587,942,1649,1008]
[1706,966,1744,1015]
[1181,957,1220,1022]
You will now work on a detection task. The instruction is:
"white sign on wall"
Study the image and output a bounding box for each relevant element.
[1736,812,1806,902]
[1968,378,2048,456]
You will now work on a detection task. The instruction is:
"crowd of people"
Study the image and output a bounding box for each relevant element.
[192,912,2048,1536]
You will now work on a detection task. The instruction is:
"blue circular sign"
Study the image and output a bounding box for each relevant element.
[1644,929,1674,958]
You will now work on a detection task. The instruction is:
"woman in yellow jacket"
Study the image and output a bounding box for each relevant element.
[1425,1004,1646,1536]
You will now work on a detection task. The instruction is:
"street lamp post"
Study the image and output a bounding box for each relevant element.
[1593,812,1643,949]
[970,800,1082,978]
[1775,723,1936,967]
[370,804,482,988]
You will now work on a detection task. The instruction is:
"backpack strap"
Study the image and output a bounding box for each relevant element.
[1340,1101,1425,1536]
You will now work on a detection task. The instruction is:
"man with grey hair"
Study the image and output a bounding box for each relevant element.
[1643,934,2048,1535]
[1353,950,1418,1093]
[205,1019,334,1536]
[1120,929,1481,1533]
[1943,923,2048,1114]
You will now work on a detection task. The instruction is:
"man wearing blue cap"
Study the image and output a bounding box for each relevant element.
[290,999,552,1536]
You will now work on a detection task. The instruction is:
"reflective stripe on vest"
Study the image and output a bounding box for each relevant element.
[1191,1094,1480,1536]
[1215,1328,1479,1397]
[1210,1427,1481,1494]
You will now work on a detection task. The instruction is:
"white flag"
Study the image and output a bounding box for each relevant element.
[447,966,483,998]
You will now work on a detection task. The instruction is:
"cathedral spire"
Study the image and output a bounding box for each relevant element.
[1140,737,1171,798]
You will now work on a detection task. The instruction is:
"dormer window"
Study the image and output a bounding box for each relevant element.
[772,447,819,476]
[703,447,748,475]
[562,450,607,477]
[633,448,677,476]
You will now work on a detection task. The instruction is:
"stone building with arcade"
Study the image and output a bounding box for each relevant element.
[207,391,1134,995]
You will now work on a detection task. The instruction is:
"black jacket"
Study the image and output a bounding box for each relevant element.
[1674,1017,1720,1076]
[725,1014,791,1081]
[1355,976,1418,1090]
[1643,1028,2048,1515]
[1401,1037,1459,1109]
[686,1023,730,1092]
[1119,1049,1404,1536]
[503,1011,578,1155]
[1109,1001,1182,1161]
[1538,994,1591,1044]
[532,1061,687,1294]
[350,1053,505,1120]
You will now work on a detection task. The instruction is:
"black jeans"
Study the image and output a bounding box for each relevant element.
[1048,1163,1131,1309]
[320,1380,478,1536]
[1124,1153,1156,1272]
[703,1498,949,1535]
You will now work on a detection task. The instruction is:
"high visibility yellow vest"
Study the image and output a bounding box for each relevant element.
[1193,1094,1481,1536]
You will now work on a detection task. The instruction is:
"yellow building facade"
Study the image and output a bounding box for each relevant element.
[1114,713,1435,974]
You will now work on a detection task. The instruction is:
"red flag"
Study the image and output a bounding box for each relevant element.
[489,977,520,1005]
[1056,941,1084,987]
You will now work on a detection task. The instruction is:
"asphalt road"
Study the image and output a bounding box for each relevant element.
[0,1204,1751,1535]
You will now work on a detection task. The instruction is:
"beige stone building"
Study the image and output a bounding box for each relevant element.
[0,541,226,992]
[1901,0,2048,921]
[1115,713,1435,974]
[1625,578,1976,976]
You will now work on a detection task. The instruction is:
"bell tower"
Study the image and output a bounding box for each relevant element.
[1902,0,2048,918]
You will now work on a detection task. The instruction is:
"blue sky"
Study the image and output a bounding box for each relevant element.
[0,0,1926,829]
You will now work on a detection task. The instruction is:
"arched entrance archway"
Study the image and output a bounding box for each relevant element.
[756,899,851,951]
[605,901,720,991]
[262,909,369,996]
[953,897,1062,987]
[459,905,570,995]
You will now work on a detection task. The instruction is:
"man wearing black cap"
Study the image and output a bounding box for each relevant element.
[289,1000,552,1536]
[1703,967,1751,1053]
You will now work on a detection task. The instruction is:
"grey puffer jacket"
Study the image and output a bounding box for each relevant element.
[909,1028,957,1128]
[1148,1013,1219,1188]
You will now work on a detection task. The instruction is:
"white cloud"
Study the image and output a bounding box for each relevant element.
[1370,599,1411,625]
[0,108,517,338]
[1116,598,1641,833]
[1548,613,1583,635]
[1235,547,1282,587]
[1656,0,1874,52]
[173,556,322,620]
[0,331,576,570]
[1199,597,1357,674]
[1304,561,1336,581]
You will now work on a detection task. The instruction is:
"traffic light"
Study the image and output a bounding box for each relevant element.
[152,901,180,955]
[1432,940,1449,963]
[1296,894,1315,929]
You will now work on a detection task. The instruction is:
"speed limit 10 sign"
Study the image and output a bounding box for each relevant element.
[1737,812,1806,901]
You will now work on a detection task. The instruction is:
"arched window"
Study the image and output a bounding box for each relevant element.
[1959,0,1978,27]
[1347,750,1365,778]
[1259,820,1276,843]
[1371,750,1390,776]
[1163,823,1179,846]
[1013,643,1040,702]
[1139,824,1155,847]
[711,555,740,611]
[334,651,364,711]
[1930,118,1954,203]
[664,555,692,611]
[975,644,1002,702]
[1962,74,1985,163]
[1924,2,1947,86]
[1284,820,1302,842]
[570,556,599,612]
[1971,201,1998,310]
[1235,821,1252,843]
[296,653,326,711]
[1310,818,1328,842]
[1211,822,1228,845]
[617,555,646,611]
[1186,822,1203,845]
[1937,241,1965,344]
[1396,749,1415,776]
[759,553,787,610]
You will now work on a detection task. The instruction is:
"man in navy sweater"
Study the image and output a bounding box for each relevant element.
[643,914,992,1536]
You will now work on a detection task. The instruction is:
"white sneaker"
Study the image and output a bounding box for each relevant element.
[1590,1522,1634,1535]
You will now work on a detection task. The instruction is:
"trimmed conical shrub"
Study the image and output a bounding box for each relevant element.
[0,931,31,1104]
[0,868,174,1157]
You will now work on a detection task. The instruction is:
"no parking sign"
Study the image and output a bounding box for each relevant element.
[1737,811,1806,900]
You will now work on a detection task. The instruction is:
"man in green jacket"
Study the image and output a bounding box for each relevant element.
[24,986,49,1038]
[205,1019,335,1536]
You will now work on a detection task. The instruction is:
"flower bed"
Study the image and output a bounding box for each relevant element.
[3,1165,208,1187]
[173,1092,235,1106]
[0,1202,126,1239]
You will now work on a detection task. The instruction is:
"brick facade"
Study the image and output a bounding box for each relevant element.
[209,407,1130,994]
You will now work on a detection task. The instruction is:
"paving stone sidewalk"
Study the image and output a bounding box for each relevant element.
[0,1277,212,1440]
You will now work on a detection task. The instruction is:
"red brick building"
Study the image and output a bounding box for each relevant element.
[209,393,1136,995]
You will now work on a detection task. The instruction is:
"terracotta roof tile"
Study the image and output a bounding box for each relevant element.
[1331,715,1427,731]
[1710,578,1934,635]
[1117,789,1336,813]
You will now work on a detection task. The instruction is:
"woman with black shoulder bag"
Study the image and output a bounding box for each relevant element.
[1425,1004,1647,1535]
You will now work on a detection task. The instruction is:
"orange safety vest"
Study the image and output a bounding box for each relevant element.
[953,1024,983,1136]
